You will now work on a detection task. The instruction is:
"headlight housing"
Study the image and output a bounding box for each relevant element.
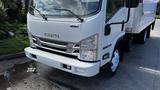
[79,34,98,62]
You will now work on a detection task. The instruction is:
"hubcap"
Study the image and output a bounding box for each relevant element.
[111,50,120,72]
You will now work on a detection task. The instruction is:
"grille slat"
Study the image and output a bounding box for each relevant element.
[40,40,67,49]
[32,36,80,57]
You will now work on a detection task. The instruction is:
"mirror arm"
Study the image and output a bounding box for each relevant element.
[124,8,131,24]
[105,7,131,35]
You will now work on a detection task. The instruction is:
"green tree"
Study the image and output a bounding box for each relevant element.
[0,0,25,22]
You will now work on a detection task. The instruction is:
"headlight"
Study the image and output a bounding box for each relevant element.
[79,34,98,62]
[28,32,36,48]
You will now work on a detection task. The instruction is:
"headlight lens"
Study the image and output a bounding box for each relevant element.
[79,34,98,61]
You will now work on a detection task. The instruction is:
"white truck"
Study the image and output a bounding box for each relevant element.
[25,0,158,77]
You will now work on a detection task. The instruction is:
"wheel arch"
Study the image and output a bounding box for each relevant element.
[100,33,125,75]
[109,33,125,62]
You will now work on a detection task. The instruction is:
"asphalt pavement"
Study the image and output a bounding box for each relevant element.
[37,19,160,90]
[0,19,160,90]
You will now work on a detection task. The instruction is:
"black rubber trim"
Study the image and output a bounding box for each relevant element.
[103,44,112,50]
[78,59,100,63]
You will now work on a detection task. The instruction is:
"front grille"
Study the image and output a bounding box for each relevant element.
[32,36,80,57]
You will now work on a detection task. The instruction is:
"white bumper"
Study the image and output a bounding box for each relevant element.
[25,47,100,77]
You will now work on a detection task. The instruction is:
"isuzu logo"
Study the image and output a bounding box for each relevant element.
[44,33,60,38]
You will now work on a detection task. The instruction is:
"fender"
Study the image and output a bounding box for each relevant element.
[101,32,125,66]
[110,32,125,60]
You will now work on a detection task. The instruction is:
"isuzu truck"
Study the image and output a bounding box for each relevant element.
[25,0,158,77]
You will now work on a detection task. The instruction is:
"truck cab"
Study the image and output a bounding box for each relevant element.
[25,0,157,77]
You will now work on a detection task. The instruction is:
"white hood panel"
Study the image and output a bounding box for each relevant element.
[28,19,82,43]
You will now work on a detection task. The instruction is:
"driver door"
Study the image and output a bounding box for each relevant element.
[101,0,127,65]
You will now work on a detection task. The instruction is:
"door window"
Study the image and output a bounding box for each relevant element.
[106,0,124,21]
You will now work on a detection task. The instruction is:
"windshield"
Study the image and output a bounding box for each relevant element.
[29,0,102,17]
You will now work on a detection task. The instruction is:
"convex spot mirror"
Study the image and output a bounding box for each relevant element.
[126,0,140,8]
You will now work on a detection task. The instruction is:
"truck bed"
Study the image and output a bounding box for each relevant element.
[126,0,157,34]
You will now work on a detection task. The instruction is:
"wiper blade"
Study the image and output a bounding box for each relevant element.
[54,8,84,23]
[30,6,48,21]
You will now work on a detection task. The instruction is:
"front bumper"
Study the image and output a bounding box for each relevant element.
[25,47,100,77]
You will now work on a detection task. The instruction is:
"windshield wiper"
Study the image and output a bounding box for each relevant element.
[30,6,48,21]
[54,8,84,23]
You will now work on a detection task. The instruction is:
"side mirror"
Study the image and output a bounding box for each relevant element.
[126,0,139,8]
[105,25,111,36]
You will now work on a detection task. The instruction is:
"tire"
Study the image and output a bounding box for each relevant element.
[146,26,151,39]
[107,46,121,77]
[133,29,147,44]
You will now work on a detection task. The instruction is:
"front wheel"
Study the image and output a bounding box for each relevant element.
[146,26,151,39]
[107,47,120,77]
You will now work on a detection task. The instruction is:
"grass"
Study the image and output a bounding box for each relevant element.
[0,35,29,55]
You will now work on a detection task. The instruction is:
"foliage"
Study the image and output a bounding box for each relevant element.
[157,15,160,19]
[0,22,26,40]
[0,22,29,55]
[0,35,29,55]
[0,2,6,21]
[0,0,27,23]
[0,8,4,16]
[0,0,28,55]
[0,22,23,32]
